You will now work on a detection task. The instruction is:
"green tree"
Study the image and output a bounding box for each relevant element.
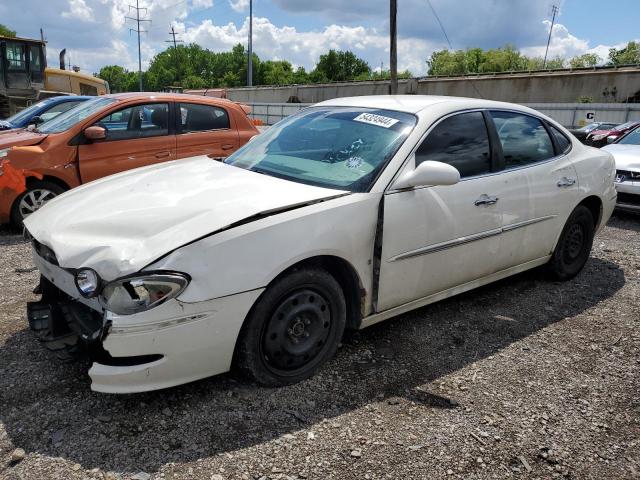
[0,24,16,37]
[94,65,138,93]
[312,50,370,81]
[258,60,295,85]
[608,41,640,65]
[569,53,600,68]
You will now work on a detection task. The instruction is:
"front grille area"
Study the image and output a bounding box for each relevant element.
[617,192,640,206]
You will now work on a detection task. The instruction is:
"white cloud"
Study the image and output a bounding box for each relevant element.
[228,0,249,13]
[192,0,214,8]
[520,21,589,60]
[61,0,94,22]
[183,16,438,75]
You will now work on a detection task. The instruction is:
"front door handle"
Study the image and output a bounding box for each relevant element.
[221,144,235,151]
[155,151,171,159]
[557,176,576,187]
[474,194,499,206]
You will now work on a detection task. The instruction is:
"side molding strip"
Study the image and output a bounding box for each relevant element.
[389,215,557,262]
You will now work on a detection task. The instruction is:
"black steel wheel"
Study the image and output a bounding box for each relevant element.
[236,268,346,386]
[548,205,595,281]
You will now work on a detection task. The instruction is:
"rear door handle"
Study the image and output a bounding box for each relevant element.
[557,177,576,187]
[221,144,235,151]
[155,151,171,159]
[474,194,499,206]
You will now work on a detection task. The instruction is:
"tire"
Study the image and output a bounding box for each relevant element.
[10,181,65,230]
[236,268,346,387]
[548,205,595,281]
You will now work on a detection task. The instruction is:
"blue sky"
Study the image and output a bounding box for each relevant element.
[0,0,637,78]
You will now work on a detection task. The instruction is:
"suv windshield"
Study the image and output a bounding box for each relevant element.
[617,127,640,145]
[224,107,416,192]
[37,97,116,134]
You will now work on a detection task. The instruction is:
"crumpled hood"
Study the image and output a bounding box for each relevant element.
[602,144,640,171]
[25,156,347,280]
[0,129,47,147]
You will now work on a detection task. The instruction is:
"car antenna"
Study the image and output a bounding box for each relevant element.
[426,0,485,99]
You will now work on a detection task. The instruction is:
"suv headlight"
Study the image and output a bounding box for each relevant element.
[100,272,190,315]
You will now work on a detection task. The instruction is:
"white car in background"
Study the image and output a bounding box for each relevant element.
[24,95,616,393]
[602,126,640,213]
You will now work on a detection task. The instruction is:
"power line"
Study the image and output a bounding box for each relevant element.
[126,0,151,92]
[543,5,559,69]
[426,0,484,99]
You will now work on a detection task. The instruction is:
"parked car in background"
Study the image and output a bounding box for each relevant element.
[569,122,618,143]
[602,125,640,213]
[23,95,616,393]
[0,92,259,228]
[0,96,90,131]
[586,121,640,147]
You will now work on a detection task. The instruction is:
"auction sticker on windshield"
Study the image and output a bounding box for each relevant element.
[353,113,399,128]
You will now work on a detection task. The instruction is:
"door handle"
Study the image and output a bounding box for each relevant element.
[155,151,171,159]
[474,194,499,206]
[557,177,576,187]
[221,144,235,151]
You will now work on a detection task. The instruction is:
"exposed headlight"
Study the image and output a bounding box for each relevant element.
[592,134,606,140]
[100,272,190,316]
[0,148,8,158]
[74,268,101,298]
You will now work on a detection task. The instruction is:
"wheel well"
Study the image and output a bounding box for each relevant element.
[25,175,70,191]
[578,195,603,229]
[271,256,365,331]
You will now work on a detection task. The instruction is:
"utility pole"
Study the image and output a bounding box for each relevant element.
[166,25,183,50]
[543,5,558,69]
[247,0,253,86]
[389,0,398,94]
[126,0,151,91]
[166,25,184,84]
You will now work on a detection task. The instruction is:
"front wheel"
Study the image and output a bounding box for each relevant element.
[548,205,595,281]
[236,268,346,387]
[10,181,65,230]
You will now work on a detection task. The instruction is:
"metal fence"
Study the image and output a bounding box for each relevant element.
[246,101,640,128]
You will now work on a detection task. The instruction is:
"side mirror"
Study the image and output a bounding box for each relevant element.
[30,115,44,126]
[606,135,616,144]
[393,160,460,190]
[84,126,106,141]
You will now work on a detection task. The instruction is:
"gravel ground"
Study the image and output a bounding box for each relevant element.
[0,214,639,480]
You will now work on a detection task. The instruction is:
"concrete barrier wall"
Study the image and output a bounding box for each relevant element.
[227,67,640,105]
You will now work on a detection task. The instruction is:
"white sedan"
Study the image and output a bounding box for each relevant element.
[24,95,616,393]
[602,126,640,213]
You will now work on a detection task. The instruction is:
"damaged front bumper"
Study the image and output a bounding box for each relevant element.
[27,243,264,393]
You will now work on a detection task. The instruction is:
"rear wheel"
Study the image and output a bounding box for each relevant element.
[10,181,65,230]
[548,205,595,281]
[236,268,346,386]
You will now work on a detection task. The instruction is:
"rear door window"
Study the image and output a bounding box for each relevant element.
[549,125,572,154]
[491,111,555,168]
[415,111,492,178]
[179,103,230,132]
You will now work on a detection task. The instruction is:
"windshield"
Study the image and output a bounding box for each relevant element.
[613,121,636,132]
[6,99,54,126]
[37,97,117,134]
[617,127,640,145]
[224,107,416,192]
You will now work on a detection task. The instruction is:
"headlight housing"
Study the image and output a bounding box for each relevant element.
[100,272,190,316]
[0,148,8,158]
[74,268,101,298]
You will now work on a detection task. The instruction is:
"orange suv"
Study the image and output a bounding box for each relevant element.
[0,93,259,228]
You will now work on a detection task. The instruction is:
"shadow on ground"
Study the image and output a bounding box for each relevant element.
[609,210,640,232]
[0,257,625,473]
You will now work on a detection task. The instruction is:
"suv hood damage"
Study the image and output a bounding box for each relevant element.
[24,156,346,281]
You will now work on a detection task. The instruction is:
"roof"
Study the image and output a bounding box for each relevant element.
[106,92,241,107]
[316,95,540,115]
[0,35,45,44]
[45,68,107,84]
